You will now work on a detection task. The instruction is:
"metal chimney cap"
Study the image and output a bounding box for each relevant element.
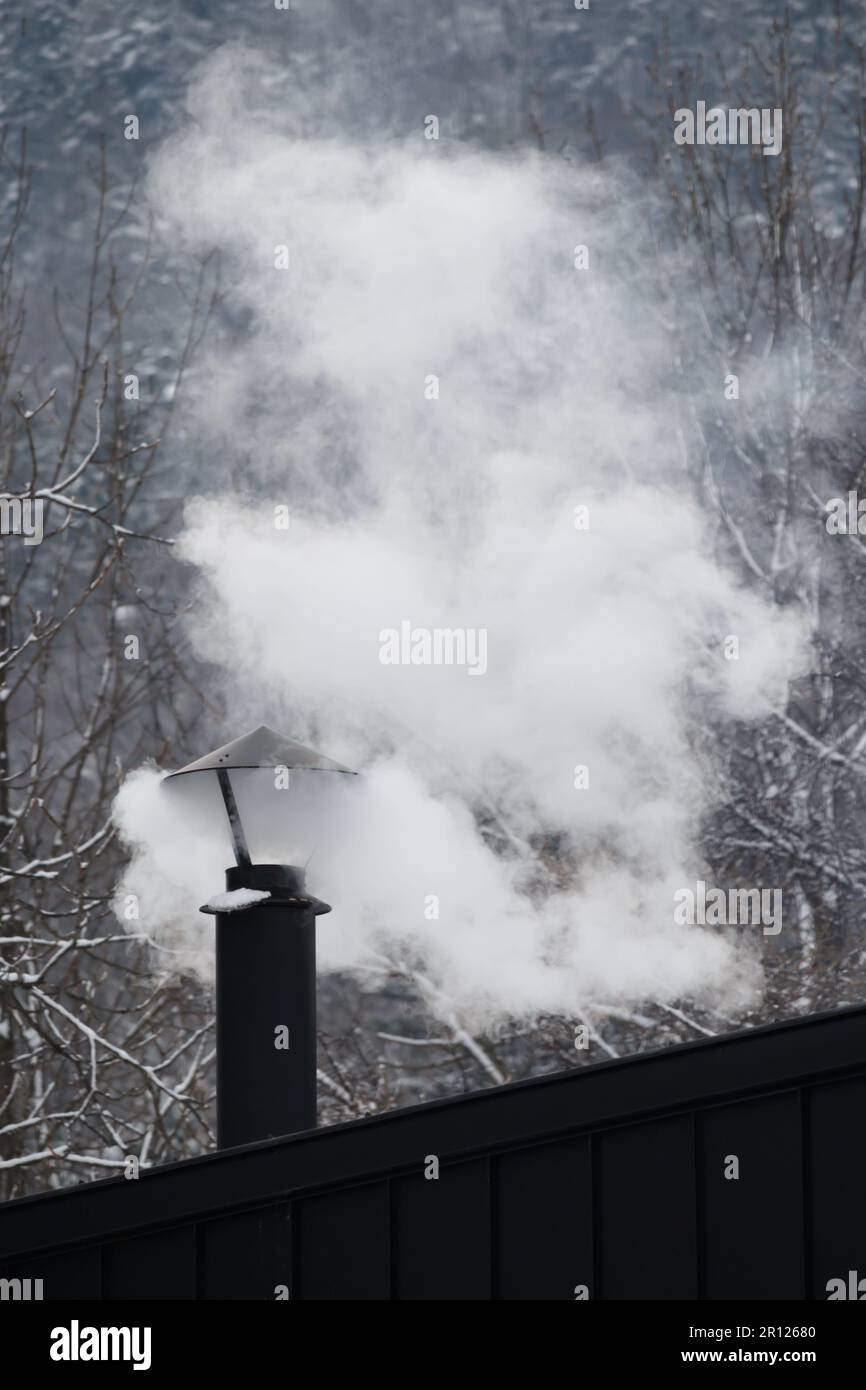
[163,724,356,779]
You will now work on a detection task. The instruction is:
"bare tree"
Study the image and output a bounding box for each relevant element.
[0,134,219,1197]
[639,6,866,1018]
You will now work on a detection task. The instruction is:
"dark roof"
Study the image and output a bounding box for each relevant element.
[2,1002,865,1267]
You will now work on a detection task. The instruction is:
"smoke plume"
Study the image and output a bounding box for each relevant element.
[112,46,808,1027]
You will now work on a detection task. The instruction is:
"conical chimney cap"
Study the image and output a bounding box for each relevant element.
[164,725,356,778]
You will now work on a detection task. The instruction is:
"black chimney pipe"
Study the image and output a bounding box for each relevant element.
[165,726,356,1149]
[211,863,330,1148]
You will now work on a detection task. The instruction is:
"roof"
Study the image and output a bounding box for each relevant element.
[2,1002,865,1266]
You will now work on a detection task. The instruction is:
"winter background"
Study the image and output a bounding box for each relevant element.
[2,0,865,1193]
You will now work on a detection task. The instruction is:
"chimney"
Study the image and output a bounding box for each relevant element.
[204,862,331,1146]
[163,726,356,1148]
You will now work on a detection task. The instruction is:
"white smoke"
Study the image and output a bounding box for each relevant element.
[113,46,809,1027]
